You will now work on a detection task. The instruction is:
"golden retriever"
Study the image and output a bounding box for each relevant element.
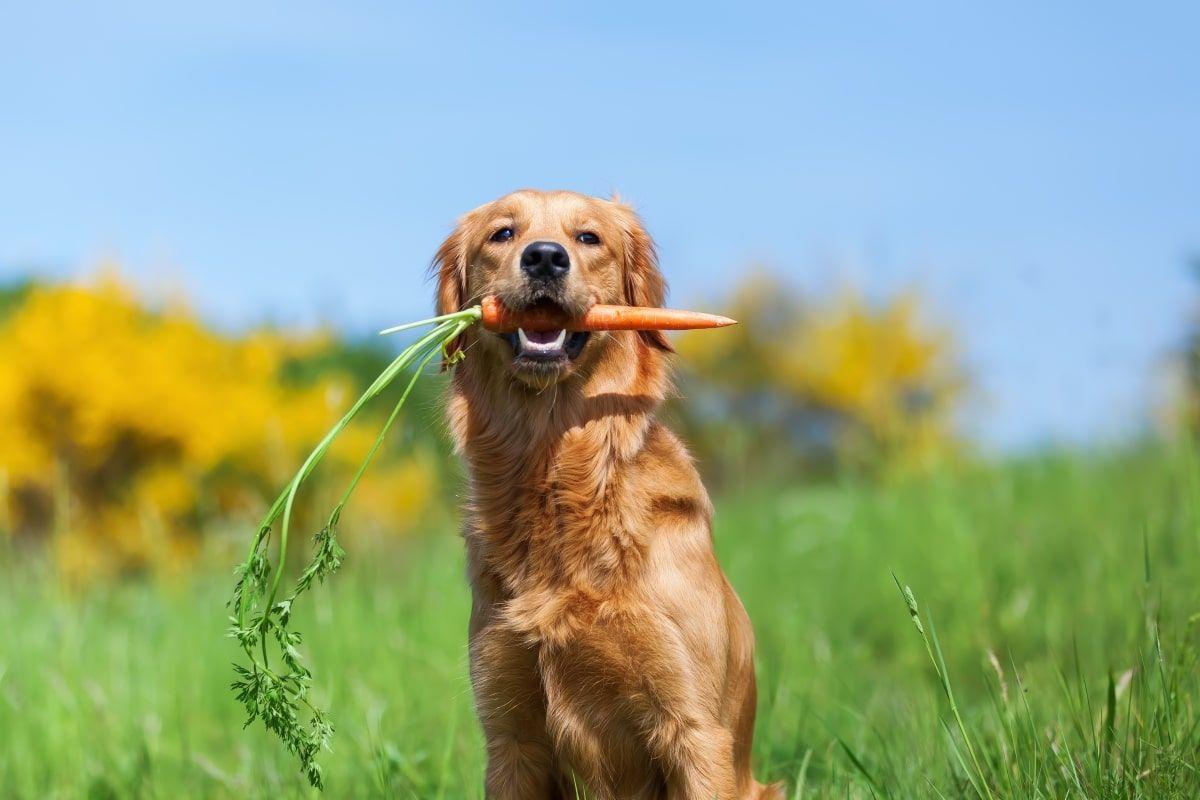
[434,189,779,799]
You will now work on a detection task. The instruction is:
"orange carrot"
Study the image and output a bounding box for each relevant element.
[479,295,736,333]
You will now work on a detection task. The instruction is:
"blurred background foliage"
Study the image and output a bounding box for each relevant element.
[1171,255,1200,436]
[5,265,1199,587]
[0,272,446,584]
[0,268,967,583]
[671,272,963,481]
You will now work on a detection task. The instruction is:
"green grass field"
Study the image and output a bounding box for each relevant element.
[3,445,1200,798]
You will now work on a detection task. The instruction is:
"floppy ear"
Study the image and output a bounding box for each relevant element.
[615,203,674,353]
[430,225,467,362]
[432,226,466,316]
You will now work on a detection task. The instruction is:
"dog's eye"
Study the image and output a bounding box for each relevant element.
[576,231,601,246]
[490,227,515,243]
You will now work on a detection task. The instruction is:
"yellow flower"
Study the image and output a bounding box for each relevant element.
[0,271,437,581]
[676,273,961,472]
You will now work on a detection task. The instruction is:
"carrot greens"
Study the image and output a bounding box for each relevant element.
[227,306,480,789]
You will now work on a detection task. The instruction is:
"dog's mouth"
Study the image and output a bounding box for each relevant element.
[496,298,591,369]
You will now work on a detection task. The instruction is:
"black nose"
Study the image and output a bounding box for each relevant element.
[520,241,570,281]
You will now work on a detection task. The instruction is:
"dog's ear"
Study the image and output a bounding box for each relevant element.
[614,202,674,353]
[432,225,466,315]
[431,225,467,363]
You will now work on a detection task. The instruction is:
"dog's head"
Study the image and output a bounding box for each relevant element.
[433,189,671,388]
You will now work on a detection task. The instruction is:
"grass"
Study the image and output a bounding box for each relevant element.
[2,443,1199,798]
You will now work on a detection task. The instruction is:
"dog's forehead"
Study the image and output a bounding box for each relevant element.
[475,190,608,227]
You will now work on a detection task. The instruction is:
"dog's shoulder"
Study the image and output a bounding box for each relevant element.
[628,421,713,526]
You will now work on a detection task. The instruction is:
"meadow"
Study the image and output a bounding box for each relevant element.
[3,443,1198,799]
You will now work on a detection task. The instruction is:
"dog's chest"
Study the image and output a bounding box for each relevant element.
[472,468,642,597]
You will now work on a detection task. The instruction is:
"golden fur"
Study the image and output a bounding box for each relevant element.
[434,189,780,799]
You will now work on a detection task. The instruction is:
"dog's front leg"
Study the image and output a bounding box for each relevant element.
[659,723,738,800]
[470,604,563,799]
[481,727,560,800]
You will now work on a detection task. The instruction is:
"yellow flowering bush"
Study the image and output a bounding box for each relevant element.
[675,272,962,474]
[0,273,438,581]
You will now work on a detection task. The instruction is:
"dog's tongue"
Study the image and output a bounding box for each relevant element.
[524,329,563,345]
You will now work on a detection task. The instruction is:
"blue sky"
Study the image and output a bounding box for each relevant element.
[2,2,1197,447]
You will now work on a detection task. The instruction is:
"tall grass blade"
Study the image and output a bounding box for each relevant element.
[893,576,995,800]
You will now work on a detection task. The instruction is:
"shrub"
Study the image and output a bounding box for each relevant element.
[0,273,437,581]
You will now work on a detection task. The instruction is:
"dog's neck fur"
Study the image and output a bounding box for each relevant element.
[447,330,668,599]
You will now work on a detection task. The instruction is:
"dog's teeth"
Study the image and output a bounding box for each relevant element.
[516,327,567,355]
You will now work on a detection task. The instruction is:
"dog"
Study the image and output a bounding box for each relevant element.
[434,189,780,799]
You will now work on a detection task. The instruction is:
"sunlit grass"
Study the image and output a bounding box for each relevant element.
[2,444,1198,798]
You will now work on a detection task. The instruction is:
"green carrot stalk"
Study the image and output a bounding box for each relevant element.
[227,306,480,789]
